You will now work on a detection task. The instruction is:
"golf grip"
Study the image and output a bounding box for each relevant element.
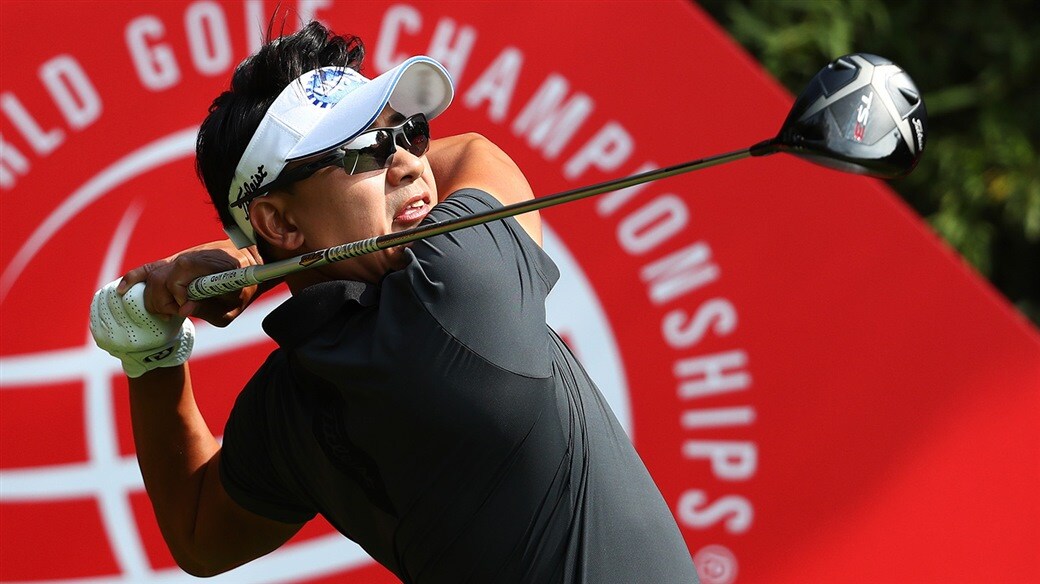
[188,145,767,300]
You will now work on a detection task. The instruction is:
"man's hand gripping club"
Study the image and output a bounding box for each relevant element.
[90,281,195,378]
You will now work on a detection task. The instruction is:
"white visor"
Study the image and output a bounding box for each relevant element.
[226,56,454,248]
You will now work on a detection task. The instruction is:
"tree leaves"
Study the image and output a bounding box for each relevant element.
[698,0,1040,325]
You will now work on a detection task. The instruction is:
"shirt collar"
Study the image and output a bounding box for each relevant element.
[262,280,373,348]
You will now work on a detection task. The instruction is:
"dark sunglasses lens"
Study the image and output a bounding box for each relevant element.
[346,132,395,174]
[341,115,430,175]
[401,116,430,156]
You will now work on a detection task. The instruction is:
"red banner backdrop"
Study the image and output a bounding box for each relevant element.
[2,2,1038,583]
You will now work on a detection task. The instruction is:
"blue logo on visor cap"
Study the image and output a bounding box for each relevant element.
[305,69,362,108]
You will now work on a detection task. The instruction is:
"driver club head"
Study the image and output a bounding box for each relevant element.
[763,53,927,179]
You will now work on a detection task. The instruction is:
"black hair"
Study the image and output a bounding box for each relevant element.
[195,20,365,248]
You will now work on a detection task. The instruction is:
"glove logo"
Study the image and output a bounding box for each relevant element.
[143,347,173,363]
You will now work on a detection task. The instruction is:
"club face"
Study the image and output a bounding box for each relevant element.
[773,53,927,178]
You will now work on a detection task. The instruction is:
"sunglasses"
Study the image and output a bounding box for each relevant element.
[232,113,430,211]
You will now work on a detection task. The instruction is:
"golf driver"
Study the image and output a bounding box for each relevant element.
[187,53,927,300]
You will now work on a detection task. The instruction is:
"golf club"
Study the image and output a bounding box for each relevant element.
[187,53,927,300]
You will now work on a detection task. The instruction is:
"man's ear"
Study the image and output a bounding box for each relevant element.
[250,196,305,252]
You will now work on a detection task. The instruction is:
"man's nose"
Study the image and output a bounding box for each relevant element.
[386,144,425,184]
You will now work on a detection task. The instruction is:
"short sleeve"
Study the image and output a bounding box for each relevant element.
[381,189,560,377]
[220,351,317,524]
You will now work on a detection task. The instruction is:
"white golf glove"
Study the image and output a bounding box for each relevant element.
[89,280,195,378]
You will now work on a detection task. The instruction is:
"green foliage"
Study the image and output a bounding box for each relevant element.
[696,0,1040,326]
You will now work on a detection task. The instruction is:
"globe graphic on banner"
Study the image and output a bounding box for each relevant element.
[0,130,629,581]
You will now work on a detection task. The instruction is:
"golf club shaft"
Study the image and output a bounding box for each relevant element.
[188,145,767,300]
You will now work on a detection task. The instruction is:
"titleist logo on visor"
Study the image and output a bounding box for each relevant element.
[233,164,268,216]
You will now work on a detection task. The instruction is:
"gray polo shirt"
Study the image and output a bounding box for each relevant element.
[220,190,698,583]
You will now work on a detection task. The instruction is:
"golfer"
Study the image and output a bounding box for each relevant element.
[90,21,698,583]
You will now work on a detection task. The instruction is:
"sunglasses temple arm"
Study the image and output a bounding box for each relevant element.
[188,146,757,300]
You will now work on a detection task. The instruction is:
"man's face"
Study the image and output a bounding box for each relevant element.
[261,107,439,283]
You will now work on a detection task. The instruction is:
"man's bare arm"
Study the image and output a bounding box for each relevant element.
[129,364,303,576]
[427,134,542,246]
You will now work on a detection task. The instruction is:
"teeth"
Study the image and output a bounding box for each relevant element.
[407,200,424,209]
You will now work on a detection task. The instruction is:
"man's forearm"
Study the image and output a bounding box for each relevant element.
[128,364,220,574]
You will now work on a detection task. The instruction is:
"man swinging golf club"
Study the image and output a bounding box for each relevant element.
[89,21,699,583]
